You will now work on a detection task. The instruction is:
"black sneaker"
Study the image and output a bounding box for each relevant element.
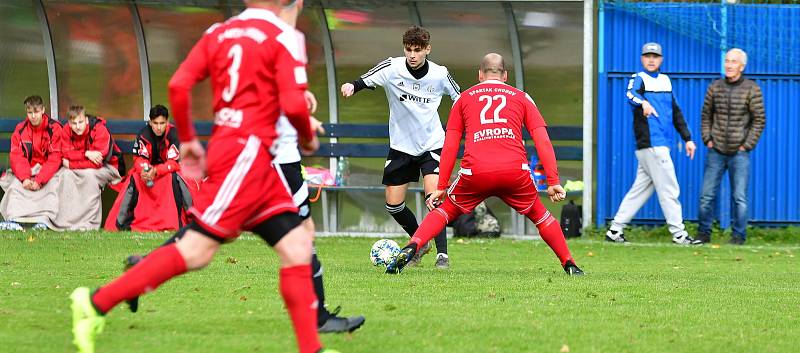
[123,254,143,312]
[691,233,711,245]
[318,307,365,334]
[563,260,585,276]
[385,246,416,274]
[728,236,745,245]
[605,229,628,243]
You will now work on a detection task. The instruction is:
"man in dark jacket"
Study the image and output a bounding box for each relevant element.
[693,48,765,245]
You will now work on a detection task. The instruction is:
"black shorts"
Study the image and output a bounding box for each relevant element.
[382,148,442,186]
[275,161,311,220]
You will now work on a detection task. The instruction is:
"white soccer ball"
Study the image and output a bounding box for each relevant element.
[370,239,401,266]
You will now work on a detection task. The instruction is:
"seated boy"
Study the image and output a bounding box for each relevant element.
[104,105,197,231]
[0,95,63,230]
[53,105,123,230]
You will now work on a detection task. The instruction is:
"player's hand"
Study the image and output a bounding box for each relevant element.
[547,185,567,203]
[179,139,206,180]
[299,136,320,156]
[340,83,355,98]
[706,141,713,148]
[22,179,34,190]
[62,158,70,168]
[304,90,318,114]
[739,145,746,152]
[30,180,42,191]
[141,167,157,181]
[426,189,446,210]
[642,101,659,118]
[685,140,696,160]
[85,150,104,165]
[310,116,325,135]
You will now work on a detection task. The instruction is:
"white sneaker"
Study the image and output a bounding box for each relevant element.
[32,223,49,231]
[672,233,695,245]
[435,253,449,269]
[0,221,24,231]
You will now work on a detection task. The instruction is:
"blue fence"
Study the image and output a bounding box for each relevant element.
[597,2,800,227]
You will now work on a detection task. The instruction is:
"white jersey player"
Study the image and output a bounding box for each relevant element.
[340,25,460,268]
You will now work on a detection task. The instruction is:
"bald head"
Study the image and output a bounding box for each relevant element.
[478,53,507,82]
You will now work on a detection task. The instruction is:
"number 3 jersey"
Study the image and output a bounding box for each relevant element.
[443,80,547,178]
[361,57,461,156]
[169,8,312,146]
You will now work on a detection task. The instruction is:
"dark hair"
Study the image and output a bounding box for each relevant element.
[23,95,44,108]
[149,104,169,120]
[67,105,86,121]
[402,25,430,48]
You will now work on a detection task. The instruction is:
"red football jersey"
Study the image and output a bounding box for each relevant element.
[168,8,312,146]
[441,79,545,176]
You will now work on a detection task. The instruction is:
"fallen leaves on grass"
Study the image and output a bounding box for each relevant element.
[587,251,595,257]
[560,344,570,352]
[226,257,238,264]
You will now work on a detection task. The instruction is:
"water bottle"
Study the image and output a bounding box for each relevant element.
[143,164,154,188]
[335,157,349,186]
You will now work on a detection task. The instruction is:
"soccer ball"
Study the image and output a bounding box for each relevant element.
[370,239,401,266]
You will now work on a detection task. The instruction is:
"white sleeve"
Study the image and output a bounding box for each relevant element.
[360,58,392,88]
[442,69,461,101]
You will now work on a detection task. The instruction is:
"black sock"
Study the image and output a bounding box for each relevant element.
[311,250,330,324]
[386,202,418,237]
[434,229,447,254]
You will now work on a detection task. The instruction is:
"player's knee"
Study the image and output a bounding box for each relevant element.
[276,228,313,267]
[175,229,220,270]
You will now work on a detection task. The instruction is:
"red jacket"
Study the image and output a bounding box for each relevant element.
[9,115,63,184]
[132,123,180,177]
[62,116,120,170]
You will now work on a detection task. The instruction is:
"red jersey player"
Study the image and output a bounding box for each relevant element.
[69,1,338,353]
[386,53,584,276]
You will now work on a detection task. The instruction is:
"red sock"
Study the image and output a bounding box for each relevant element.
[527,212,574,266]
[409,208,449,251]
[280,265,321,353]
[92,243,187,313]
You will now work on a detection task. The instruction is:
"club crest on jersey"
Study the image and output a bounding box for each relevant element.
[427,85,436,93]
[413,83,420,91]
[397,81,404,87]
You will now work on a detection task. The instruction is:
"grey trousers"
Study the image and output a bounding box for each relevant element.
[610,146,688,237]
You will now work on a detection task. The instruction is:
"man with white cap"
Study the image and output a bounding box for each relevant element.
[605,42,697,245]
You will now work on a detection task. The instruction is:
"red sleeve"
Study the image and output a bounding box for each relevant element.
[89,124,112,159]
[168,34,210,143]
[437,99,465,191]
[275,34,312,143]
[34,126,63,185]
[522,94,547,131]
[531,127,560,186]
[9,125,32,181]
[155,132,180,176]
[69,159,100,170]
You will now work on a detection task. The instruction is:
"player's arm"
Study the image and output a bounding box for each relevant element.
[437,98,465,191]
[154,129,181,176]
[341,58,390,97]
[35,126,63,185]
[625,74,645,107]
[168,34,210,143]
[9,127,33,181]
[274,34,315,152]
[700,84,715,146]
[523,94,564,202]
[443,69,461,101]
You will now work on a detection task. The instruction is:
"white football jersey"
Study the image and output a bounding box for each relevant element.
[361,57,460,156]
[272,29,308,164]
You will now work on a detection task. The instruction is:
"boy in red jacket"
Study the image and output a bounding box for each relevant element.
[0,95,63,230]
[54,105,122,230]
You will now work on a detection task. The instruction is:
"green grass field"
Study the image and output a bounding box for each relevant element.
[2,231,799,353]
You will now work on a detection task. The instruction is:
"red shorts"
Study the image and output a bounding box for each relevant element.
[446,169,551,224]
[189,135,297,239]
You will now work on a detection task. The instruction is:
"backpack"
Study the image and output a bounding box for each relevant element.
[560,200,582,238]
[451,202,501,238]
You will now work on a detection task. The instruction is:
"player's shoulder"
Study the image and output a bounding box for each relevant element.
[426,60,451,76]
